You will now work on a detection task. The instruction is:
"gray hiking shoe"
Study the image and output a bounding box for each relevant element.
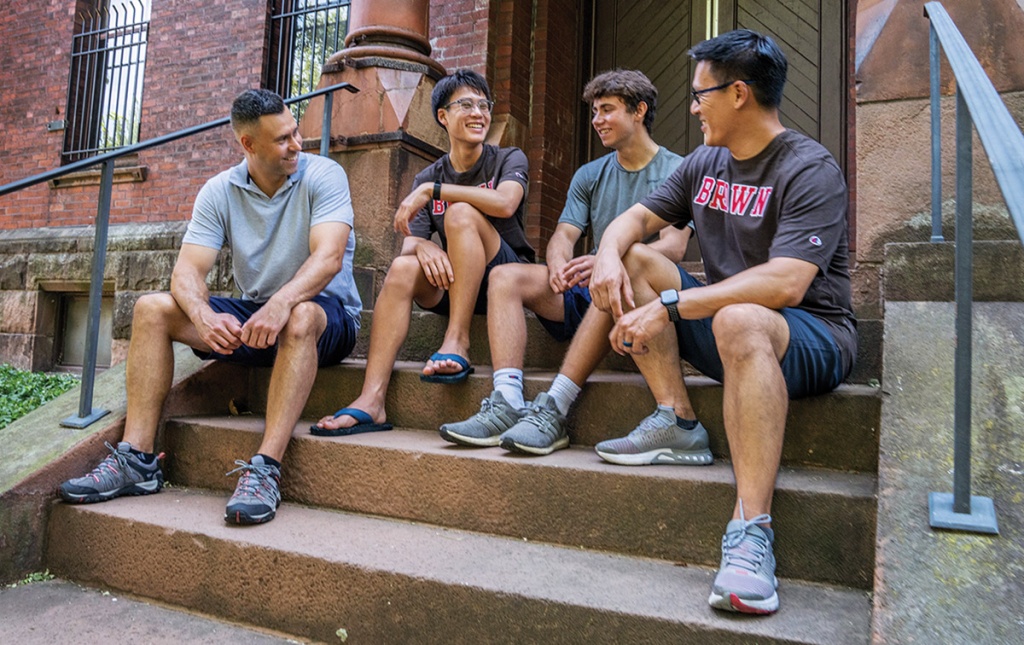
[224,455,281,525]
[499,393,569,455]
[59,441,163,503]
[595,405,713,466]
[440,390,525,447]
[708,503,779,614]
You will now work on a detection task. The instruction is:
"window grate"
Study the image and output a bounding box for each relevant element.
[267,0,350,121]
[63,0,151,163]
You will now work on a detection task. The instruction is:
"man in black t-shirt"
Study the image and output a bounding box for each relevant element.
[589,31,856,616]
[313,69,534,435]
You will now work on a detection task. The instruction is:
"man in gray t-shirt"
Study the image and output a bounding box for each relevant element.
[438,70,697,456]
[59,90,360,526]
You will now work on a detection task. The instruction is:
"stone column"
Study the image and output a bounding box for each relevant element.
[299,0,448,307]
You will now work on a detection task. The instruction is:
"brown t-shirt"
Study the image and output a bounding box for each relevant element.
[641,129,856,374]
[409,144,535,263]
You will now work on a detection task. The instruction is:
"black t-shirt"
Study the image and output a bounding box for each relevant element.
[641,129,856,372]
[409,144,535,263]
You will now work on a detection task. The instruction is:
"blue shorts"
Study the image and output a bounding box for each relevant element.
[191,295,358,368]
[536,284,592,343]
[424,238,528,316]
[672,268,844,399]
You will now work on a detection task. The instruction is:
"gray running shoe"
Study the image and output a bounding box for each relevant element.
[224,456,281,525]
[59,441,163,503]
[440,391,525,447]
[499,393,569,455]
[708,503,779,614]
[595,406,713,466]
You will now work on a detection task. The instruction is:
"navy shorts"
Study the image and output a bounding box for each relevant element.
[672,268,845,399]
[536,284,592,343]
[424,238,528,316]
[191,295,358,368]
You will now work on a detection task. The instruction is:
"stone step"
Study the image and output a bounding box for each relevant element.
[46,489,872,644]
[248,361,881,473]
[162,419,876,589]
[353,306,882,383]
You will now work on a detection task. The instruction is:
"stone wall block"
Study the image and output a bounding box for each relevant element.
[0,334,34,370]
[26,253,93,289]
[0,291,38,334]
[0,256,27,290]
[116,251,178,291]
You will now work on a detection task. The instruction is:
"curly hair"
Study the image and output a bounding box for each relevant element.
[582,69,658,134]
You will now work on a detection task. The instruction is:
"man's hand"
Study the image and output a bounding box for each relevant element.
[559,254,596,290]
[608,299,669,356]
[240,297,291,349]
[415,241,455,289]
[589,251,634,319]
[195,309,244,354]
[394,182,433,236]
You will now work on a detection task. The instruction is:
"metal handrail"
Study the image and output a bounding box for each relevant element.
[0,81,358,428]
[924,1,1023,534]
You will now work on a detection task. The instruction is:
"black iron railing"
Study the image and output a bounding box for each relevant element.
[924,1,1024,534]
[0,81,358,428]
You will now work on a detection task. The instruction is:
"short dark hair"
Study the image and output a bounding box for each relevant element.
[582,69,658,134]
[231,89,287,132]
[689,29,787,108]
[431,69,492,129]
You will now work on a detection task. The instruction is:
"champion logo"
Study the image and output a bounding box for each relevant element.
[809,235,822,247]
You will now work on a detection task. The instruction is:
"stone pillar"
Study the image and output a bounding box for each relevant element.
[299,0,448,307]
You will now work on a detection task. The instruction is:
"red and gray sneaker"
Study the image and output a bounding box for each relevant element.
[224,456,281,525]
[708,503,779,615]
[59,441,163,503]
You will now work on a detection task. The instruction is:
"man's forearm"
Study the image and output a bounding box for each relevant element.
[170,268,214,324]
[264,249,342,311]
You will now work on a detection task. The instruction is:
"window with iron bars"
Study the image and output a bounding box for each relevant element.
[63,0,151,163]
[266,0,351,121]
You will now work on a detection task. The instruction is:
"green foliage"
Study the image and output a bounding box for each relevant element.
[0,365,79,430]
[6,569,55,588]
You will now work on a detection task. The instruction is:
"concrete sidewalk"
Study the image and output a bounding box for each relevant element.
[0,579,307,644]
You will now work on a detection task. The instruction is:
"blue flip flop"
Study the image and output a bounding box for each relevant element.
[310,408,393,436]
[420,352,475,384]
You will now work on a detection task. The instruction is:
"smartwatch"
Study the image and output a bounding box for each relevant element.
[660,289,680,322]
[432,181,442,201]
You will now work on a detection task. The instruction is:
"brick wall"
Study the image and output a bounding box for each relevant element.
[0,0,268,230]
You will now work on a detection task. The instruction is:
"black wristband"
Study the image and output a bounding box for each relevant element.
[432,181,442,201]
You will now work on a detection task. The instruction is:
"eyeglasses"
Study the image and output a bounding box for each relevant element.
[443,98,494,114]
[690,79,755,103]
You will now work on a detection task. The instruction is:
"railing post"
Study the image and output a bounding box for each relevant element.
[928,85,998,534]
[929,22,944,243]
[60,160,114,429]
[320,90,334,157]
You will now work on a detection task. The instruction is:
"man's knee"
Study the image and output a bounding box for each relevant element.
[621,243,677,297]
[712,304,782,360]
[488,263,533,299]
[132,293,179,331]
[384,255,422,289]
[442,202,485,232]
[280,301,325,343]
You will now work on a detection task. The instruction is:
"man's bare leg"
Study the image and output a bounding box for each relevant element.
[621,244,698,420]
[122,293,206,452]
[713,304,790,521]
[487,263,566,371]
[255,301,327,461]
[423,203,502,377]
[314,255,442,431]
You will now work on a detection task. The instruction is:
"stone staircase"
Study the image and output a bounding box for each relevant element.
[43,313,879,644]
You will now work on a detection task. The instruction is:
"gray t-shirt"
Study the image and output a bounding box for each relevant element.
[641,129,856,373]
[559,146,683,246]
[183,152,362,325]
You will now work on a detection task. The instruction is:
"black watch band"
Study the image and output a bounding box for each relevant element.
[432,181,442,201]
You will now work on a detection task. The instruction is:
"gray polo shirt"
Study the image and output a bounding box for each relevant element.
[183,152,362,325]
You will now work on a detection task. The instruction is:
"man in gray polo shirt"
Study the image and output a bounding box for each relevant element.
[59,89,361,526]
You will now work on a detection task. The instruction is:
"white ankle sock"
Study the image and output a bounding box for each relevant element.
[547,374,581,416]
[493,368,525,409]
